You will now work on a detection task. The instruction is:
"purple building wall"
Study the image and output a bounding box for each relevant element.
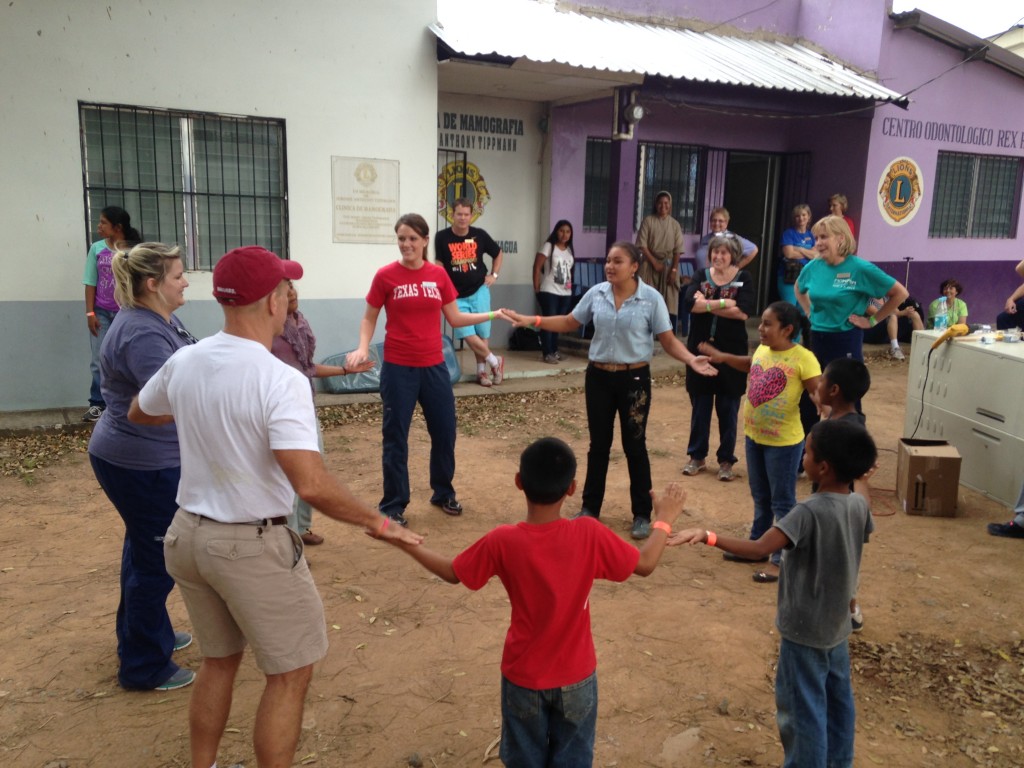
[861,23,1024,321]
[548,1,1024,322]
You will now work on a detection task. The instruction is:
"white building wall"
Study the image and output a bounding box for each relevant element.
[0,0,438,410]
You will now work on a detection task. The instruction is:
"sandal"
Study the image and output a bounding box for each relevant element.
[753,571,779,584]
[682,459,706,476]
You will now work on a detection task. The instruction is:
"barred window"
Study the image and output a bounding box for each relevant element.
[929,151,1022,239]
[582,138,611,231]
[636,142,703,232]
[80,103,288,270]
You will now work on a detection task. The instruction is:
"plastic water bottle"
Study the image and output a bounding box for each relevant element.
[933,296,948,331]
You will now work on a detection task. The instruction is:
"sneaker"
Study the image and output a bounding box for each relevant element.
[432,497,463,516]
[851,606,864,633]
[889,347,906,361]
[682,459,706,476]
[477,370,493,387]
[718,462,735,481]
[543,354,559,364]
[490,355,504,385]
[631,518,651,540]
[554,351,563,361]
[384,511,409,528]
[173,631,192,652]
[154,667,196,691]
[987,521,1024,539]
[82,405,104,423]
[572,508,599,519]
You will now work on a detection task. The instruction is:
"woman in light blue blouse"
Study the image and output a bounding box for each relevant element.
[777,204,816,308]
[503,241,716,540]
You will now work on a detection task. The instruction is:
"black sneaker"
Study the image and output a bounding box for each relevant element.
[631,518,651,540]
[432,498,463,516]
[987,521,1024,539]
[571,508,599,519]
[383,511,409,527]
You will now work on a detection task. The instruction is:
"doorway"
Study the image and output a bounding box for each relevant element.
[723,152,781,312]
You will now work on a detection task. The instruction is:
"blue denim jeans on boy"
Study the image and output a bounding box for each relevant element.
[500,672,598,768]
[745,437,803,565]
[776,637,856,768]
[379,361,456,517]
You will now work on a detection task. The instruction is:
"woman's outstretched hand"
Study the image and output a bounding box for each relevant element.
[688,355,718,376]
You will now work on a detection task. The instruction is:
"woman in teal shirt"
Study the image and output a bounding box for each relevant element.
[796,216,908,372]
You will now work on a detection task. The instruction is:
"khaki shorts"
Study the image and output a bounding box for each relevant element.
[164,509,328,675]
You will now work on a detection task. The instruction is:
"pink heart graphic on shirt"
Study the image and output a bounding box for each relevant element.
[747,364,787,408]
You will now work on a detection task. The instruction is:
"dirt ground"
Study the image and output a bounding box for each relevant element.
[1,354,1023,768]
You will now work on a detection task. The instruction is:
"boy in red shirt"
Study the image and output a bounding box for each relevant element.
[391,437,683,766]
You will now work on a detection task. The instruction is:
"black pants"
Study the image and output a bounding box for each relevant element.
[582,364,653,520]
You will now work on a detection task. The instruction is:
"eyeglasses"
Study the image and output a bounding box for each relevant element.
[174,324,199,345]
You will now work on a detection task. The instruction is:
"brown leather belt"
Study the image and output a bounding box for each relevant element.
[185,510,288,526]
[591,362,649,372]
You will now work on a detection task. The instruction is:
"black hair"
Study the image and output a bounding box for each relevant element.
[102,206,142,245]
[765,300,800,340]
[808,420,876,484]
[822,358,871,403]
[545,219,575,256]
[519,437,576,504]
[939,278,963,297]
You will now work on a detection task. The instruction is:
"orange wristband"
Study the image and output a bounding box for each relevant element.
[705,530,717,547]
[534,315,542,328]
[651,521,671,535]
[375,516,390,538]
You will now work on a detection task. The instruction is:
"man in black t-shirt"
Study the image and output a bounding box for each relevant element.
[435,198,505,386]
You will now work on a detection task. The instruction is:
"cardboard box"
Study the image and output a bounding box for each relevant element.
[896,439,962,517]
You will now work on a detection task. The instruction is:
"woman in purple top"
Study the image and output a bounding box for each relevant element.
[87,242,197,692]
[82,206,141,423]
[271,280,372,544]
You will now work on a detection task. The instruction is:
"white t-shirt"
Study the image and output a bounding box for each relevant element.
[537,242,574,296]
[138,331,320,523]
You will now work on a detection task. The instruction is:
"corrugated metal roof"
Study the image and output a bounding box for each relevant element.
[432,0,907,105]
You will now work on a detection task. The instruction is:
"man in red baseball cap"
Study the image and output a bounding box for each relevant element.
[130,246,423,768]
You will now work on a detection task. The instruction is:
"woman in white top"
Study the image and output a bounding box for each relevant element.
[533,220,575,363]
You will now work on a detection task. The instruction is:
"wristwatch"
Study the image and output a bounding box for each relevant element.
[490,272,499,279]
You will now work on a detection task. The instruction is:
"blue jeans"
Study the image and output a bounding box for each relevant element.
[89,455,182,690]
[582,364,653,519]
[88,307,117,406]
[379,361,456,516]
[536,291,571,356]
[500,672,598,768]
[686,392,740,464]
[746,437,803,566]
[776,638,856,768]
[810,328,863,368]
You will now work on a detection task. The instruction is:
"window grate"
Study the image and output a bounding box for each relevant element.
[635,142,704,233]
[582,138,611,232]
[80,103,288,270]
[929,151,1022,239]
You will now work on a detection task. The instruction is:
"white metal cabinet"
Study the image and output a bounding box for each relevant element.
[904,330,1024,507]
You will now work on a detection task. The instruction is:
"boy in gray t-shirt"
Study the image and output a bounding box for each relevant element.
[671,419,876,768]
